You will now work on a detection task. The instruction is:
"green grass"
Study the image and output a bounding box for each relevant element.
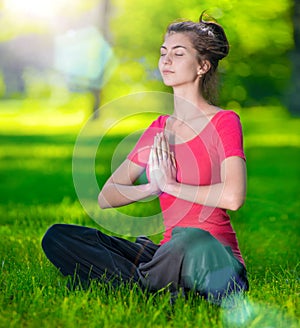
[0,101,299,327]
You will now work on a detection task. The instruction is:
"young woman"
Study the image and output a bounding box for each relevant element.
[42,13,249,304]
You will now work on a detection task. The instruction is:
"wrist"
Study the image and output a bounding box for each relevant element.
[141,183,152,194]
[144,183,160,196]
[163,181,179,196]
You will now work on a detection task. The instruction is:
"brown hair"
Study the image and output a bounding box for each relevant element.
[166,11,229,104]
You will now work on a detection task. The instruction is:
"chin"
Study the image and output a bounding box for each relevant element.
[162,79,175,87]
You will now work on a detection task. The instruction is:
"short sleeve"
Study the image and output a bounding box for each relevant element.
[214,111,246,162]
[127,115,169,167]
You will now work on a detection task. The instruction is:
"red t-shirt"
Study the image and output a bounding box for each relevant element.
[127,110,246,265]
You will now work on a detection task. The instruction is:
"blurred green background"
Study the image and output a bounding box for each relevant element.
[0,0,299,257]
[0,2,299,326]
[0,1,299,226]
[0,0,299,119]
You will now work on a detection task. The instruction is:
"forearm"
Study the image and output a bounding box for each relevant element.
[150,134,246,211]
[98,182,154,209]
[164,181,245,211]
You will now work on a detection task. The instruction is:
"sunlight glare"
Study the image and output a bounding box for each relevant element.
[3,0,68,19]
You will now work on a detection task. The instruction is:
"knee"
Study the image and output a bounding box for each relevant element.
[41,224,65,252]
[172,228,213,252]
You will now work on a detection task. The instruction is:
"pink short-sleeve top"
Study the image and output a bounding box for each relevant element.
[127,110,246,265]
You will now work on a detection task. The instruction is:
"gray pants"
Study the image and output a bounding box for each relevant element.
[42,224,248,303]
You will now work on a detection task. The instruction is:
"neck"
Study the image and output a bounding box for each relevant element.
[172,86,211,120]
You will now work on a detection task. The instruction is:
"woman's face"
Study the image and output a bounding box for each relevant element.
[158,32,201,88]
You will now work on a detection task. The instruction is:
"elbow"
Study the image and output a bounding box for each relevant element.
[226,194,245,211]
[98,191,111,209]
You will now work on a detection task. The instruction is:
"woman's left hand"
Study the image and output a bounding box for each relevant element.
[149,132,177,193]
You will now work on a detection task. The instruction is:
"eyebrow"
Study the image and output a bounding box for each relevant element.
[160,45,187,50]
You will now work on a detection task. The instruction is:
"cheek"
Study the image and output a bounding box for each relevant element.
[187,59,199,71]
[185,62,199,78]
[177,61,196,76]
[158,57,164,69]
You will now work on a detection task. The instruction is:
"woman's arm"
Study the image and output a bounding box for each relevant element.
[150,133,247,211]
[98,159,160,209]
[164,156,246,211]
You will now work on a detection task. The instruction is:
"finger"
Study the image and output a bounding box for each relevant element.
[160,133,168,160]
[155,133,163,161]
[160,132,167,151]
[161,132,170,152]
[153,133,158,149]
[161,133,170,156]
[153,135,159,161]
[151,146,159,168]
[148,146,153,165]
[170,151,176,167]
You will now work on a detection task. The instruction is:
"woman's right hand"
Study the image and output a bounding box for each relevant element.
[148,133,177,194]
[148,148,163,196]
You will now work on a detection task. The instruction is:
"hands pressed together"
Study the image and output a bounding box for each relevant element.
[148,132,177,195]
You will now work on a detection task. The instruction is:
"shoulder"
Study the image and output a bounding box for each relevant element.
[214,109,241,122]
[213,110,242,129]
[149,115,169,128]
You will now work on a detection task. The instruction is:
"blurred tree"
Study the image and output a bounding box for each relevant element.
[92,0,112,119]
[0,0,296,115]
[219,0,294,108]
[52,0,116,118]
[0,35,53,98]
[0,0,114,116]
[104,0,294,111]
[287,0,300,116]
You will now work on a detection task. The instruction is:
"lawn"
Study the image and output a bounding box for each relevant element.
[0,99,299,327]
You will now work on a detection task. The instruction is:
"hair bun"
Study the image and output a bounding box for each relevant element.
[199,12,229,60]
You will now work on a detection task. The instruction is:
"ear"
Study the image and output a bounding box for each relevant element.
[197,60,211,75]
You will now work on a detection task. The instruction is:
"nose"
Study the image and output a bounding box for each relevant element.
[162,53,172,64]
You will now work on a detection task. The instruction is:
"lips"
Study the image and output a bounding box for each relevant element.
[162,70,174,75]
